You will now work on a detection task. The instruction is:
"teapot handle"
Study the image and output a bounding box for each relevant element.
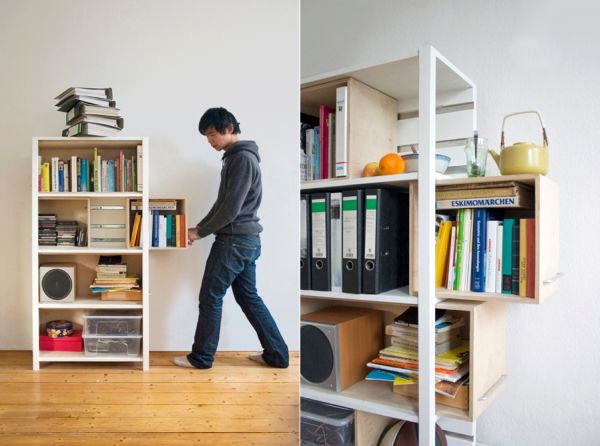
[500,110,548,150]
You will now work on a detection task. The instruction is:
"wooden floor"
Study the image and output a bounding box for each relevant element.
[0,351,299,445]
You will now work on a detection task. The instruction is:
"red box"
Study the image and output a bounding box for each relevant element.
[40,330,83,352]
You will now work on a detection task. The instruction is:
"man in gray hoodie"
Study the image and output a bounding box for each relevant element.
[172,108,289,369]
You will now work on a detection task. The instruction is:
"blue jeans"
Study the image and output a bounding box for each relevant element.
[187,234,289,369]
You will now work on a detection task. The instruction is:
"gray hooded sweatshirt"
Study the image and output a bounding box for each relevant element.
[195,140,263,238]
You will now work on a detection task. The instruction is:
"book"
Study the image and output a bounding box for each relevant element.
[55,87,113,101]
[435,220,452,287]
[526,219,536,298]
[502,219,514,294]
[436,181,533,199]
[519,219,528,297]
[485,220,500,293]
[67,114,124,129]
[319,105,335,180]
[66,103,120,122]
[495,222,503,293]
[470,209,488,292]
[511,221,520,295]
[436,194,533,210]
[446,223,457,289]
[129,213,142,247]
[100,289,142,302]
[63,122,121,137]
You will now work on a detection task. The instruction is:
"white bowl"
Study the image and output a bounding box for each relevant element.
[401,153,451,174]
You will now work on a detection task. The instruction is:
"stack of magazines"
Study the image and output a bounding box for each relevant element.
[55,87,123,137]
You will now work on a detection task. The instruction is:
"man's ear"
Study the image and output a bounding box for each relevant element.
[226,124,234,135]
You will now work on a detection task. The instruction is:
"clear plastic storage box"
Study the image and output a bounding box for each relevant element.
[83,334,142,356]
[301,398,355,446]
[84,312,142,336]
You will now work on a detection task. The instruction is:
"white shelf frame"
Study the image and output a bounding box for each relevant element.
[32,136,150,371]
[300,44,478,446]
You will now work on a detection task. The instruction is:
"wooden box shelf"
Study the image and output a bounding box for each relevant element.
[409,174,560,304]
[300,298,506,423]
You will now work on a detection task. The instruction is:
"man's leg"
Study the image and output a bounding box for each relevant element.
[231,240,289,368]
[186,237,245,368]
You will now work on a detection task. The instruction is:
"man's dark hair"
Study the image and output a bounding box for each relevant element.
[198,107,241,135]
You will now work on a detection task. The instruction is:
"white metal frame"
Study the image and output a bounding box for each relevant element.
[32,136,150,371]
[300,44,479,445]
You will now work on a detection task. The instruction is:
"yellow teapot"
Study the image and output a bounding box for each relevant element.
[489,110,549,175]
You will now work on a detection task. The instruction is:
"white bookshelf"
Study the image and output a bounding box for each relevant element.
[300,45,481,445]
[32,137,150,371]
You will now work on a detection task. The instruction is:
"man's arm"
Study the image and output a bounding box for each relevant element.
[195,155,253,238]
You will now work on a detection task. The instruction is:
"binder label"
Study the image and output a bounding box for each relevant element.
[365,195,377,259]
[301,199,307,257]
[342,197,358,259]
[311,199,327,259]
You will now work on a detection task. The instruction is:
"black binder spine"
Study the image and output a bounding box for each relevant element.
[342,189,364,293]
[300,193,311,290]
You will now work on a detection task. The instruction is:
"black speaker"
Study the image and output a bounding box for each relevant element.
[40,264,76,302]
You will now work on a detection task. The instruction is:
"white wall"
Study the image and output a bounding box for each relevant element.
[0,0,299,352]
[302,1,600,445]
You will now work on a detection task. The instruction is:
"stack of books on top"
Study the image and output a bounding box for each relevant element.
[38,214,57,246]
[55,87,123,137]
[365,308,470,404]
[90,256,140,301]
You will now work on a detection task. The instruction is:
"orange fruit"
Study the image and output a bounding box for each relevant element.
[378,153,405,175]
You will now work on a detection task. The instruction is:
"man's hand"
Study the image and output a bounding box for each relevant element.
[187,228,200,246]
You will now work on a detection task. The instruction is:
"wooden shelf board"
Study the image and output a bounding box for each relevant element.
[436,288,536,304]
[38,298,142,310]
[302,380,472,430]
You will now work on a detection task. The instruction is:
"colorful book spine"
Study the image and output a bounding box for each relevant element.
[152,211,159,247]
[453,209,465,291]
[495,223,503,293]
[485,220,500,293]
[42,163,50,192]
[519,219,528,297]
[511,221,520,295]
[435,221,452,287]
[526,219,536,298]
[502,219,514,294]
[470,209,488,292]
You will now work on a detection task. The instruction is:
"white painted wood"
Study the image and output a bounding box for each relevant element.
[38,247,143,255]
[300,286,416,305]
[32,139,40,371]
[39,351,143,362]
[418,44,437,446]
[39,192,142,199]
[142,137,150,371]
[38,299,143,310]
[300,45,480,442]
[33,137,149,371]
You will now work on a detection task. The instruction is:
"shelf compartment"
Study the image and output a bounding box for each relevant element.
[38,253,142,303]
[410,174,560,304]
[300,298,506,422]
[89,198,128,249]
[302,77,398,181]
[38,198,89,248]
[135,198,188,249]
